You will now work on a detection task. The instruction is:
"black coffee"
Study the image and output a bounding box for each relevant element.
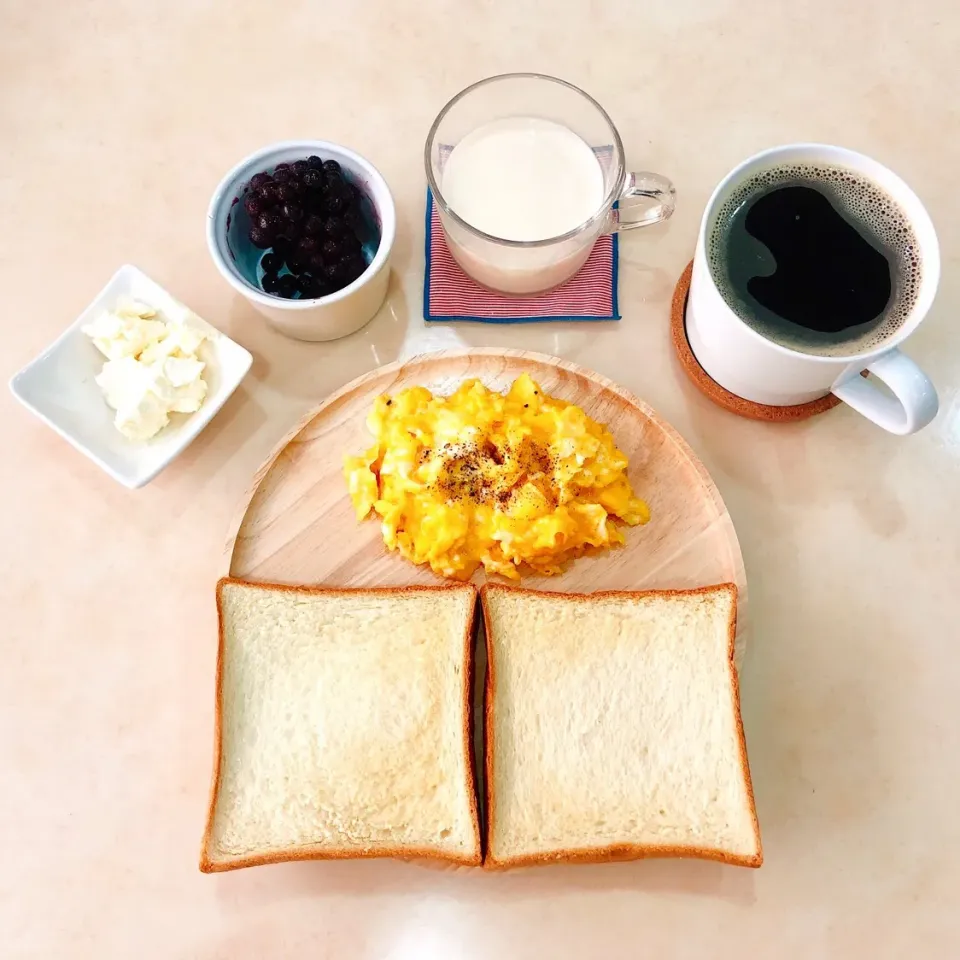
[707,163,921,357]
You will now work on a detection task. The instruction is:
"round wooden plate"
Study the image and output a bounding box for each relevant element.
[225,349,748,662]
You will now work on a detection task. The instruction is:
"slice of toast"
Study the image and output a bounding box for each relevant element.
[481,583,761,868]
[200,578,481,872]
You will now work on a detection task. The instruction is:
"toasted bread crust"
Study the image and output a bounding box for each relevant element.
[199,578,482,873]
[480,582,762,870]
[481,587,496,868]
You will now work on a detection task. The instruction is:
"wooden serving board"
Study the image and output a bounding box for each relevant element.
[225,349,748,661]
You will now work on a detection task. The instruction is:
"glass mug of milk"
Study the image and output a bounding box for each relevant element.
[425,73,675,295]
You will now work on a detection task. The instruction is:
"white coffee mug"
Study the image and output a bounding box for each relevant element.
[687,143,939,435]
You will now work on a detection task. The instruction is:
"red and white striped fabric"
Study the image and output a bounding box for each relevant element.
[424,192,619,322]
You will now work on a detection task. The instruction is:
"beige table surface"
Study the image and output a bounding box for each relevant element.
[3,1,959,957]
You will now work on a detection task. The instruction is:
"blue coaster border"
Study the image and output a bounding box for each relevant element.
[423,188,620,323]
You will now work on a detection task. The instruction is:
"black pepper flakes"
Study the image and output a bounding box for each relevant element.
[430,435,557,507]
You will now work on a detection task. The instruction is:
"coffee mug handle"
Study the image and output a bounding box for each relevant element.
[831,349,938,435]
[609,171,676,231]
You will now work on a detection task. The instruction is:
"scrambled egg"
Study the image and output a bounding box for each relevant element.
[343,374,650,580]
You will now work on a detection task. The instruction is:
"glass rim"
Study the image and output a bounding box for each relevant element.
[423,72,626,248]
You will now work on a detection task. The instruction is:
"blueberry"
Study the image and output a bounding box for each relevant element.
[272,236,293,260]
[304,214,325,237]
[292,159,310,177]
[323,216,348,238]
[260,252,282,274]
[277,274,299,298]
[303,188,325,215]
[308,252,326,273]
[273,166,293,183]
[275,181,299,203]
[262,272,281,294]
[297,236,319,256]
[324,191,347,215]
[282,202,303,222]
[307,155,324,170]
[295,273,317,296]
[257,212,283,236]
[248,226,272,249]
[258,181,280,206]
[244,194,265,218]
[342,254,367,283]
[324,261,348,286]
[321,238,343,260]
[305,275,331,299]
[302,168,323,188]
[249,172,273,192]
[322,159,341,176]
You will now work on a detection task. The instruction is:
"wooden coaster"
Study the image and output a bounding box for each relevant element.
[671,261,845,422]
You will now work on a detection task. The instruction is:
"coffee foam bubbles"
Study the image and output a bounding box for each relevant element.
[708,163,922,357]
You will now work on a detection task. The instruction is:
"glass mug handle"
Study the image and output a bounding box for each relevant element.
[608,171,676,231]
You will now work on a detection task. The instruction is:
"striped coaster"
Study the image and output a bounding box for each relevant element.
[423,189,620,323]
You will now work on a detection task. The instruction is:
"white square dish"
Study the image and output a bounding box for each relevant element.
[10,264,253,489]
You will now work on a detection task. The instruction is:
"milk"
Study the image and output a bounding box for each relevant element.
[439,117,606,293]
[442,116,604,242]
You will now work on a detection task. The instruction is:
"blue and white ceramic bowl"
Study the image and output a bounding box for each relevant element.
[207,140,395,342]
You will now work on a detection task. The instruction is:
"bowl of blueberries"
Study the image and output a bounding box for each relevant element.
[207,140,395,341]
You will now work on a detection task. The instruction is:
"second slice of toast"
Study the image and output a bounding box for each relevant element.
[481,583,761,868]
